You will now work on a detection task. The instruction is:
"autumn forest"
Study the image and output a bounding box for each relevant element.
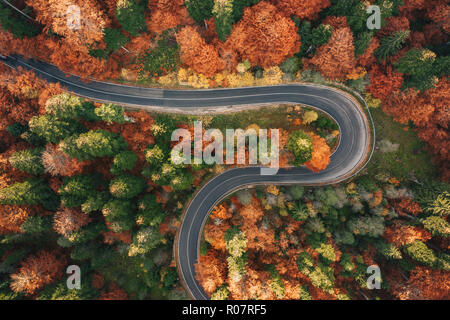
[0,0,449,301]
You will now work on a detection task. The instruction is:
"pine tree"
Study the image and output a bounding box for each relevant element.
[103,28,129,53]
[287,130,313,166]
[0,3,39,39]
[95,104,126,124]
[422,216,450,237]
[374,30,410,61]
[404,241,437,267]
[59,174,100,208]
[110,151,138,175]
[9,148,44,175]
[185,0,214,25]
[60,130,127,160]
[213,0,233,41]
[45,93,96,120]
[102,199,135,233]
[29,115,84,143]
[311,24,333,47]
[109,174,145,199]
[0,179,59,210]
[116,0,147,36]
[137,194,164,228]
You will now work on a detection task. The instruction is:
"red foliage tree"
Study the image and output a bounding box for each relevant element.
[99,283,128,300]
[195,249,227,295]
[147,0,193,34]
[177,26,224,76]
[383,222,431,247]
[367,65,403,101]
[225,1,300,68]
[308,27,356,80]
[305,133,331,173]
[272,0,331,20]
[10,250,67,295]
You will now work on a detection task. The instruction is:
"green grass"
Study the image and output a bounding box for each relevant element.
[366,108,436,181]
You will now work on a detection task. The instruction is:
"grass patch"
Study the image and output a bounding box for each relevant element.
[366,108,436,181]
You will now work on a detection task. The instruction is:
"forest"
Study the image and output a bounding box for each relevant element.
[0,64,336,299]
[0,0,448,300]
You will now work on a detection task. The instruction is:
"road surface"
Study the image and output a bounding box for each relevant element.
[3,55,374,300]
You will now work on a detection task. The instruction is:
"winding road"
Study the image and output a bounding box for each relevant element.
[2,55,374,300]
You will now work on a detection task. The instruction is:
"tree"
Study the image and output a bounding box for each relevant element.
[45,93,95,120]
[324,0,367,34]
[26,0,109,51]
[9,148,44,175]
[303,111,318,124]
[115,0,147,36]
[195,249,227,295]
[395,48,447,91]
[185,0,214,25]
[110,151,138,175]
[0,205,30,235]
[211,285,230,300]
[103,28,129,53]
[42,144,79,176]
[128,227,163,256]
[60,130,127,160]
[311,24,333,47]
[425,192,450,217]
[281,57,301,74]
[289,201,309,221]
[367,65,403,100]
[170,171,194,191]
[374,30,410,61]
[102,199,135,233]
[421,216,450,237]
[29,115,84,143]
[354,31,374,57]
[99,283,128,300]
[176,26,223,77]
[10,250,66,295]
[404,266,450,300]
[95,104,126,124]
[109,174,145,199]
[287,130,313,166]
[147,0,192,34]
[305,133,331,173]
[137,37,180,77]
[0,178,59,210]
[404,241,437,267]
[273,0,331,20]
[356,36,379,68]
[347,215,385,237]
[53,207,91,237]
[137,194,164,227]
[213,0,233,41]
[308,27,356,80]
[295,20,313,57]
[226,2,300,68]
[58,174,100,208]
[0,2,39,39]
[144,145,166,167]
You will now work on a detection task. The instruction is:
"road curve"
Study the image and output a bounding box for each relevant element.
[3,55,374,300]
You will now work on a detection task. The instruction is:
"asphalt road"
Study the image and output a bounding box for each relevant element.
[3,55,374,300]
